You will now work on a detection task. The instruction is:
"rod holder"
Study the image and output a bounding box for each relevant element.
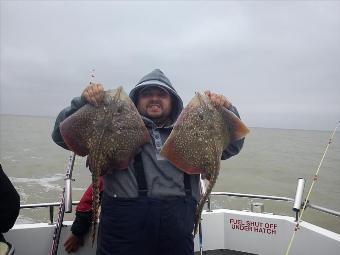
[293,178,305,220]
[251,202,264,213]
[65,178,72,213]
[64,153,76,213]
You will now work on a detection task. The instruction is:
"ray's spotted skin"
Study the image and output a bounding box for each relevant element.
[59,87,149,245]
[160,92,249,235]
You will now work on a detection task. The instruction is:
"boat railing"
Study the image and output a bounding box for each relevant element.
[208,192,340,218]
[19,191,340,225]
[20,201,80,224]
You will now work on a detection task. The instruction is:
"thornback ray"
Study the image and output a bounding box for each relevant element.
[59,86,150,246]
[160,92,249,235]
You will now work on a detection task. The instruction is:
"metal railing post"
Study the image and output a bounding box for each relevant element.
[49,205,54,224]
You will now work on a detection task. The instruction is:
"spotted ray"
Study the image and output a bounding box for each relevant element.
[60,86,149,245]
[160,92,249,235]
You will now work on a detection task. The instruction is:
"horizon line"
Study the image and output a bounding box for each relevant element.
[0,113,335,132]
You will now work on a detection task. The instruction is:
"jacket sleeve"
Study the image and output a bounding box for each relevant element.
[51,97,87,149]
[0,164,20,233]
[75,177,103,212]
[221,105,245,160]
[71,211,93,238]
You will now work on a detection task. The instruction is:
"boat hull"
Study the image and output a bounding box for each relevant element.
[5,208,340,255]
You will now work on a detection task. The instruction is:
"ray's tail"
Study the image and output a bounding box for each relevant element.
[194,170,219,236]
[91,170,100,247]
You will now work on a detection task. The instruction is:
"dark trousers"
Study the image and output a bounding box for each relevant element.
[97,193,196,255]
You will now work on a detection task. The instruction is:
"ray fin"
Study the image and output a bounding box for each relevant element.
[221,107,250,142]
[60,117,89,156]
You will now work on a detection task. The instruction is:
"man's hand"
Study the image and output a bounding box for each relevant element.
[204,90,232,109]
[81,83,105,107]
[64,233,84,253]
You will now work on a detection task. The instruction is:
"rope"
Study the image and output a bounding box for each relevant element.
[50,188,66,255]
[284,121,340,255]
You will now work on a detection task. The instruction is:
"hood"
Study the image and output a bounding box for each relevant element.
[129,69,183,122]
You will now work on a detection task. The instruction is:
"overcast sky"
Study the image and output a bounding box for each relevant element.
[1,1,339,130]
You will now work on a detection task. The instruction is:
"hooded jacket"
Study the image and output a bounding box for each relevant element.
[0,164,20,242]
[51,69,244,201]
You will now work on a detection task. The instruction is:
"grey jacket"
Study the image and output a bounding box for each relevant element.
[51,96,244,201]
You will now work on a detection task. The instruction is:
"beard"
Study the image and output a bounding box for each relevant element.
[143,102,171,125]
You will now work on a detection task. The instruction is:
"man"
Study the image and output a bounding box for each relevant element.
[52,69,244,255]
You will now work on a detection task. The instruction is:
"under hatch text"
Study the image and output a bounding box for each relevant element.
[229,218,278,235]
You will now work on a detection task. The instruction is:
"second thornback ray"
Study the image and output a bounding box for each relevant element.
[59,86,149,245]
[160,92,249,235]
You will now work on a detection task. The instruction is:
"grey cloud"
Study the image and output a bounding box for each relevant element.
[1,1,339,130]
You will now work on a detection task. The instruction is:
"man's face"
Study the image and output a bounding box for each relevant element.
[137,87,172,123]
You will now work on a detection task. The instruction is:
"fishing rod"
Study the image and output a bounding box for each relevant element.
[50,152,76,255]
[284,121,340,255]
[90,68,96,84]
